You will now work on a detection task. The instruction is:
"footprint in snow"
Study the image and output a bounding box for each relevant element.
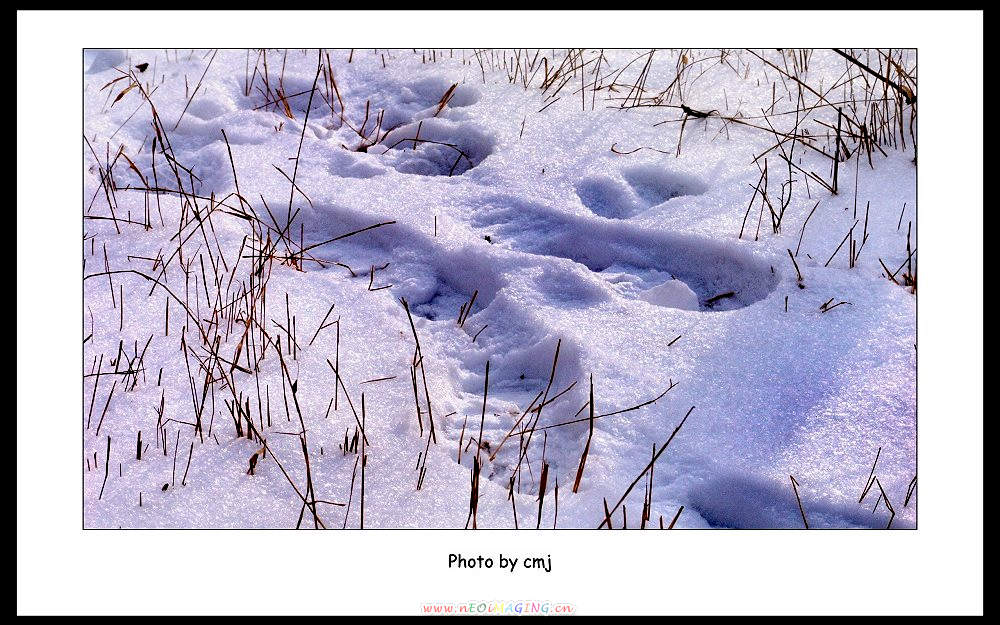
[368,118,496,177]
[333,76,493,177]
[575,163,708,219]
[470,195,777,312]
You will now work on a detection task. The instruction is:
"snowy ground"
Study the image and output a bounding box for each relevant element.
[83,48,916,528]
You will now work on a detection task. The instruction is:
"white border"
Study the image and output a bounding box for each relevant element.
[17,10,982,616]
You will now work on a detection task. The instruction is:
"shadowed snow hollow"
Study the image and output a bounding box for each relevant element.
[371,119,496,176]
[471,196,778,310]
[576,164,709,219]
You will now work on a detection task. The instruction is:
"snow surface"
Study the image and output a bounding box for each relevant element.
[83,49,916,528]
[638,279,700,311]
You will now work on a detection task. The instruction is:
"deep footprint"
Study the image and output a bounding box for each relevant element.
[686,473,901,529]
[369,118,496,176]
[576,164,708,219]
[472,197,778,311]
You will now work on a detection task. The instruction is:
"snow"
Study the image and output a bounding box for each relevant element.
[639,279,700,311]
[82,48,916,529]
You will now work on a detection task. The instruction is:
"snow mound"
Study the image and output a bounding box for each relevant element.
[639,279,700,310]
